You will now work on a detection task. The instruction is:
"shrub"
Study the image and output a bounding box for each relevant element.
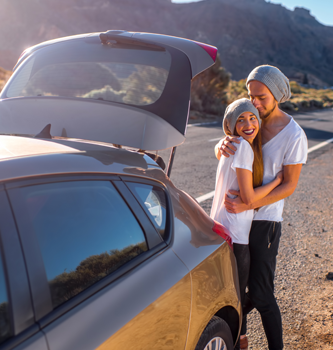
[190,54,231,116]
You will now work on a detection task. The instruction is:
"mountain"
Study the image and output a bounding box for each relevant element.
[0,0,333,85]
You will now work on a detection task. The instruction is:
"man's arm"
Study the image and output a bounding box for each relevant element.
[225,164,303,213]
[215,136,240,160]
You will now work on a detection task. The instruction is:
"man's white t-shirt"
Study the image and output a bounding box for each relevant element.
[253,117,308,222]
[210,138,254,244]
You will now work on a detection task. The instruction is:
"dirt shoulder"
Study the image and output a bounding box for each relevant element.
[247,144,333,349]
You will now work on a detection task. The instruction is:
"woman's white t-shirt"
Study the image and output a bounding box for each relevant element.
[210,137,254,244]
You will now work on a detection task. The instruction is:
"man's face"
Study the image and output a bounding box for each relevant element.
[248,81,277,120]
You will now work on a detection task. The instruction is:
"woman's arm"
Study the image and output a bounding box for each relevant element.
[235,168,283,206]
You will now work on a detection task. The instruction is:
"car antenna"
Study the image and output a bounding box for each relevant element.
[34,124,52,139]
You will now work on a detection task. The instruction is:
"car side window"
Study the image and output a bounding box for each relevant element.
[18,181,147,309]
[0,251,11,344]
[126,182,167,239]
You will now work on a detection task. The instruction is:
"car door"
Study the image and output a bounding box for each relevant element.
[6,175,192,350]
[0,187,48,350]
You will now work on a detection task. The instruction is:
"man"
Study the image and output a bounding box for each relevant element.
[215,65,308,350]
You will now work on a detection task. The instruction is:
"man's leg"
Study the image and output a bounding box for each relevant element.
[248,221,283,350]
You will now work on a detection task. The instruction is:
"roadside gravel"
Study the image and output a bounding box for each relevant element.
[201,144,333,349]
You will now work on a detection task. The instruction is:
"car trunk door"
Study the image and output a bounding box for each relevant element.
[0,31,217,151]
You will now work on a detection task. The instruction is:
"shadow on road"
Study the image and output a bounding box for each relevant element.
[301,126,333,142]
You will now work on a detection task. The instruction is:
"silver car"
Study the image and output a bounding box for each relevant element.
[0,31,241,350]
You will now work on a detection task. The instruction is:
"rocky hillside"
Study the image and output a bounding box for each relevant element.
[0,0,333,85]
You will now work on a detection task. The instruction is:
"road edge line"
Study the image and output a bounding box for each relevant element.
[307,138,333,153]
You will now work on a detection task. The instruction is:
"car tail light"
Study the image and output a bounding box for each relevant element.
[194,41,218,62]
[212,221,233,251]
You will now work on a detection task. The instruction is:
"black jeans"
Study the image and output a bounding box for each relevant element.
[243,220,283,350]
[233,243,250,350]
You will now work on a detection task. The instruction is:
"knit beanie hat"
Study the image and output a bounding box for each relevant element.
[223,98,260,136]
[246,65,291,103]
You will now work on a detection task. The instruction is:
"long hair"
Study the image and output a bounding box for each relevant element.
[251,130,264,188]
[234,128,263,188]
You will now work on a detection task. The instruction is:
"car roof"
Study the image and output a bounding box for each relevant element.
[0,135,161,183]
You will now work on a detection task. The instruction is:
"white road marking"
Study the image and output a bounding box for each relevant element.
[195,190,215,203]
[308,118,326,123]
[307,138,333,153]
[187,121,220,127]
[208,137,223,142]
[196,137,333,203]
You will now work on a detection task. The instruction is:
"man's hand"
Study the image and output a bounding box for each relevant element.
[215,136,241,160]
[224,190,250,214]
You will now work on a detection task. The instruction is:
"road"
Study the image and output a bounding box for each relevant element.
[161,108,333,349]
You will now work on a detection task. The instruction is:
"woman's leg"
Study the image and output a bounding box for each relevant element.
[233,243,250,349]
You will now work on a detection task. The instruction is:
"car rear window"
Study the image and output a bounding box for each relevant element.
[6,39,171,106]
[0,252,11,344]
[17,181,148,308]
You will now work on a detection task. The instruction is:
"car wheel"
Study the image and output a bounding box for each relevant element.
[195,316,233,350]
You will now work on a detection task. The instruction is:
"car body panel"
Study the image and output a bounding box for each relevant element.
[0,136,157,183]
[186,244,240,350]
[0,31,217,151]
[95,273,191,350]
[42,248,191,350]
[9,332,48,350]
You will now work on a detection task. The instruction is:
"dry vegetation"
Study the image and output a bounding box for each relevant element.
[0,67,11,92]
[281,81,333,111]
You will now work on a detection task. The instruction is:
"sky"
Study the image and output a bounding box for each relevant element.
[171,0,333,26]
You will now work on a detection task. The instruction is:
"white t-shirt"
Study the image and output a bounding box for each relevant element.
[210,138,254,244]
[253,117,308,222]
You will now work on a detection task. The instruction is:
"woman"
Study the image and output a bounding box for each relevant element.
[210,98,283,350]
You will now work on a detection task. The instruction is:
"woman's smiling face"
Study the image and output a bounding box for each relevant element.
[235,111,259,144]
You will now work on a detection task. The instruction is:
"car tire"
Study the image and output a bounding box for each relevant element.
[195,316,233,350]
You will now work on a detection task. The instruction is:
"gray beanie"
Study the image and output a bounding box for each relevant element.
[223,98,260,136]
[246,65,291,103]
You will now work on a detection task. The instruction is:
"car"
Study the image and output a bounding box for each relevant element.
[0,30,241,350]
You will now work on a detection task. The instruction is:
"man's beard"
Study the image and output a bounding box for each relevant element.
[259,100,277,120]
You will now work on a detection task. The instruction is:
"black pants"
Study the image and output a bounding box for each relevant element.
[233,243,250,350]
[243,220,283,350]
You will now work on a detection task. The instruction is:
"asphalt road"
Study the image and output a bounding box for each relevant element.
[161,108,333,209]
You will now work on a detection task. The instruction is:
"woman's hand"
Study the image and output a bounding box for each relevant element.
[276,170,284,184]
[215,136,241,160]
[224,191,250,213]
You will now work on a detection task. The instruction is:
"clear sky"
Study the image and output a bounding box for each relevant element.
[171,0,333,26]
